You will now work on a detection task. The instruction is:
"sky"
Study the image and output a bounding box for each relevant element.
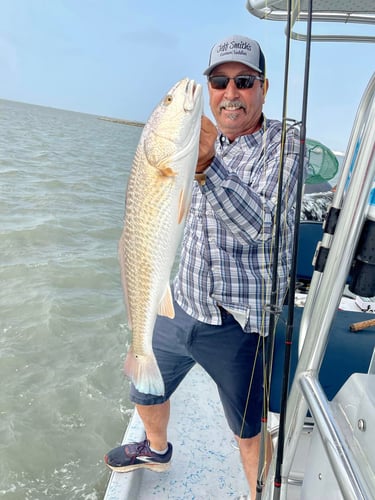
[0,0,374,152]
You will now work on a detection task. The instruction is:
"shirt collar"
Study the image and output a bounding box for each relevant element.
[218,113,266,146]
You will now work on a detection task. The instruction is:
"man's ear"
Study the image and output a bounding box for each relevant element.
[262,78,269,102]
[263,78,269,97]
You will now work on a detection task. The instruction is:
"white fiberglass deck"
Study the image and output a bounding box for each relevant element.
[104,364,248,500]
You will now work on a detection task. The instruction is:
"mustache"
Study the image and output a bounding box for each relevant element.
[219,100,246,111]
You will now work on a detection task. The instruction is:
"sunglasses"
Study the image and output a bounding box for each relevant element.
[208,75,264,90]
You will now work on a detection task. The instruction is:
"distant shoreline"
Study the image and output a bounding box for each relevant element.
[98,116,144,127]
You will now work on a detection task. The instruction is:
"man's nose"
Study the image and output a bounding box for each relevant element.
[224,79,240,99]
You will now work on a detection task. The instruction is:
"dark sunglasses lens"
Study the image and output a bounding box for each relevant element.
[235,76,255,89]
[209,76,229,89]
[209,75,257,90]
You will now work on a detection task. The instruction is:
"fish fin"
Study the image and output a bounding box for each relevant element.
[157,284,175,318]
[178,188,189,224]
[124,347,165,396]
[159,166,177,177]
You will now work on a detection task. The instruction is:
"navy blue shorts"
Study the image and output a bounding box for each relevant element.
[130,300,264,438]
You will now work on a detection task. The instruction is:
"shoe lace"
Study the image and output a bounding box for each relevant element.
[134,439,150,456]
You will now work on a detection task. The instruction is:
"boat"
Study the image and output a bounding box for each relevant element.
[104,1,375,498]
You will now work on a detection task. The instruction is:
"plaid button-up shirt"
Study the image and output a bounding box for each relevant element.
[174,117,301,335]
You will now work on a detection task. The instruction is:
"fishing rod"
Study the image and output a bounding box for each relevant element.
[272,1,313,498]
[256,0,294,496]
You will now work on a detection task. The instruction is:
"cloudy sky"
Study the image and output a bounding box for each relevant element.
[1,0,374,152]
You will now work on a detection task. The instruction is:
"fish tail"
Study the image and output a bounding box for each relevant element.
[124,348,165,396]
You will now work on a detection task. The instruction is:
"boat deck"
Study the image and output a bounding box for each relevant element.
[104,364,248,500]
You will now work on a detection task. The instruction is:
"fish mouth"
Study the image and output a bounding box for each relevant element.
[184,79,202,111]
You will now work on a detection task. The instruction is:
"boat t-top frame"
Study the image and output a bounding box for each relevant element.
[247,0,375,43]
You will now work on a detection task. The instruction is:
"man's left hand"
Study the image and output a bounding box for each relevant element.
[196,115,217,173]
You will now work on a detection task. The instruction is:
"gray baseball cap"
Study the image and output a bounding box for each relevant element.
[203,35,266,76]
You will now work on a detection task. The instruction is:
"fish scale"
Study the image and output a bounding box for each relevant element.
[118,78,203,395]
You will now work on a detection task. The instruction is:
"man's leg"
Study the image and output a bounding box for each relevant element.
[237,431,273,499]
[136,400,170,451]
[237,433,261,500]
[104,400,172,472]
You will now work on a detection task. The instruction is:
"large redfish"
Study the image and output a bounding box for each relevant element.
[119,78,203,395]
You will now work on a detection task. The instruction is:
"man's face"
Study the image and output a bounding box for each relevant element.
[208,62,268,141]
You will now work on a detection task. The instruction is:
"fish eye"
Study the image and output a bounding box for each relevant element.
[164,94,173,105]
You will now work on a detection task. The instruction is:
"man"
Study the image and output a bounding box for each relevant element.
[105,34,301,499]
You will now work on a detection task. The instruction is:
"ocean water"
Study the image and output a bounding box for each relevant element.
[0,98,348,500]
[0,99,143,499]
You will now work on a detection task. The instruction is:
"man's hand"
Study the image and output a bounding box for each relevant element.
[196,115,217,173]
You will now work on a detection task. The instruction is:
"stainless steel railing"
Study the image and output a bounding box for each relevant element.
[263,73,375,500]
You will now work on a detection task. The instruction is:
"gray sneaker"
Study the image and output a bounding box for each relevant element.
[104,438,172,472]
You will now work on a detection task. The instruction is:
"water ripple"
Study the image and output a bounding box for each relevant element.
[0,98,141,499]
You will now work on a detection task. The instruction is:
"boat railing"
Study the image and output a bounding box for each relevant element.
[298,73,375,352]
[298,373,372,499]
[263,72,375,499]
[246,0,375,43]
